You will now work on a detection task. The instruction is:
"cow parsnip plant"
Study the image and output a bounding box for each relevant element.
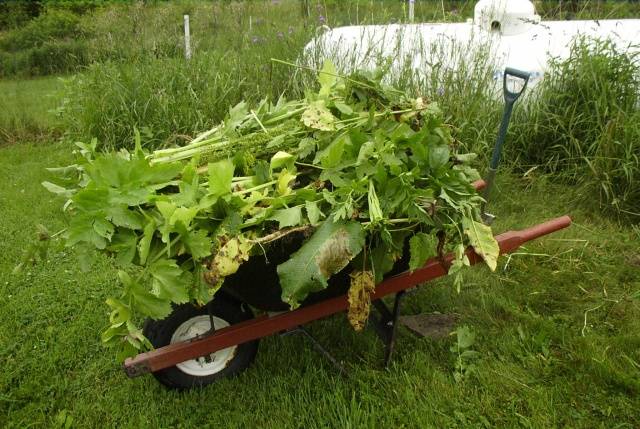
[26,62,498,360]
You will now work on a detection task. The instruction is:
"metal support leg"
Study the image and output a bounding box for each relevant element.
[385,291,404,367]
[282,326,349,377]
[369,291,405,367]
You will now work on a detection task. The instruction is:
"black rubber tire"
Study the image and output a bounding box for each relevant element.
[143,294,259,390]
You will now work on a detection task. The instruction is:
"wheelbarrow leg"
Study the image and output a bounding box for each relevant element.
[282,326,349,377]
[370,291,406,367]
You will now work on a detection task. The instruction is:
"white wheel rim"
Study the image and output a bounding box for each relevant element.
[170,315,237,377]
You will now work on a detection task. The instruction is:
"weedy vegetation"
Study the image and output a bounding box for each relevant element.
[509,37,640,219]
[31,63,495,360]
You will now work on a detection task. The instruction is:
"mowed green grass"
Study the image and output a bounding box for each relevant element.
[0,77,63,144]
[1,142,638,428]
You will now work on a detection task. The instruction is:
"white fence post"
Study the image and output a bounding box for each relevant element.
[184,14,192,60]
[408,0,415,23]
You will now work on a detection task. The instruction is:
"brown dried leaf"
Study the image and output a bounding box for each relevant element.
[347,270,375,331]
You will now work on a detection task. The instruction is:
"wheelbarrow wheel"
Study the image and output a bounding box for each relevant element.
[143,294,259,389]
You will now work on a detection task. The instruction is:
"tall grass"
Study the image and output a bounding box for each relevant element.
[509,38,640,219]
[57,11,314,149]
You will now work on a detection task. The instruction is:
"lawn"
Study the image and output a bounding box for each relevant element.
[0,76,64,144]
[1,141,638,428]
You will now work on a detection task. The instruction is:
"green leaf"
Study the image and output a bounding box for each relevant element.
[455,325,476,349]
[367,181,383,223]
[370,238,405,283]
[169,206,199,227]
[334,101,353,116]
[76,243,95,272]
[253,160,271,185]
[138,219,156,265]
[208,159,234,197]
[107,205,143,230]
[268,206,303,228]
[66,215,108,249]
[225,101,248,131]
[318,60,337,96]
[277,169,296,196]
[305,201,323,226]
[108,229,138,266]
[315,134,347,168]
[93,218,114,240]
[278,220,365,308]
[119,271,172,319]
[408,232,438,271]
[42,181,73,198]
[297,137,317,159]
[448,243,470,293]
[455,153,478,163]
[270,151,295,171]
[148,259,190,303]
[106,298,131,325]
[429,144,450,171]
[175,222,212,260]
[356,141,376,165]
[462,217,499,271]
[156,200,176,221]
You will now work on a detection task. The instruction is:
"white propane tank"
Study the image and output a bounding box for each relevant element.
[474,0,539,35]
[304,0,640,93]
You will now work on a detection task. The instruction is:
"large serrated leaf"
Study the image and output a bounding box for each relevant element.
[277,220,365,308]
[268,206,302,228]
[175,222,212,260]
[409,232,437,271]
[107,205,143,230]
[148,259,190,303]
[107,229,137,266]
[462,217,499,271]
[119,271,172,320]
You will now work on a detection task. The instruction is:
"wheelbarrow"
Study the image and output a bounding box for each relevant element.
[123,68,570,389]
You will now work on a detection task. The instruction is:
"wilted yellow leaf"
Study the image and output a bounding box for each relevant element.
[347,270,375,331]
